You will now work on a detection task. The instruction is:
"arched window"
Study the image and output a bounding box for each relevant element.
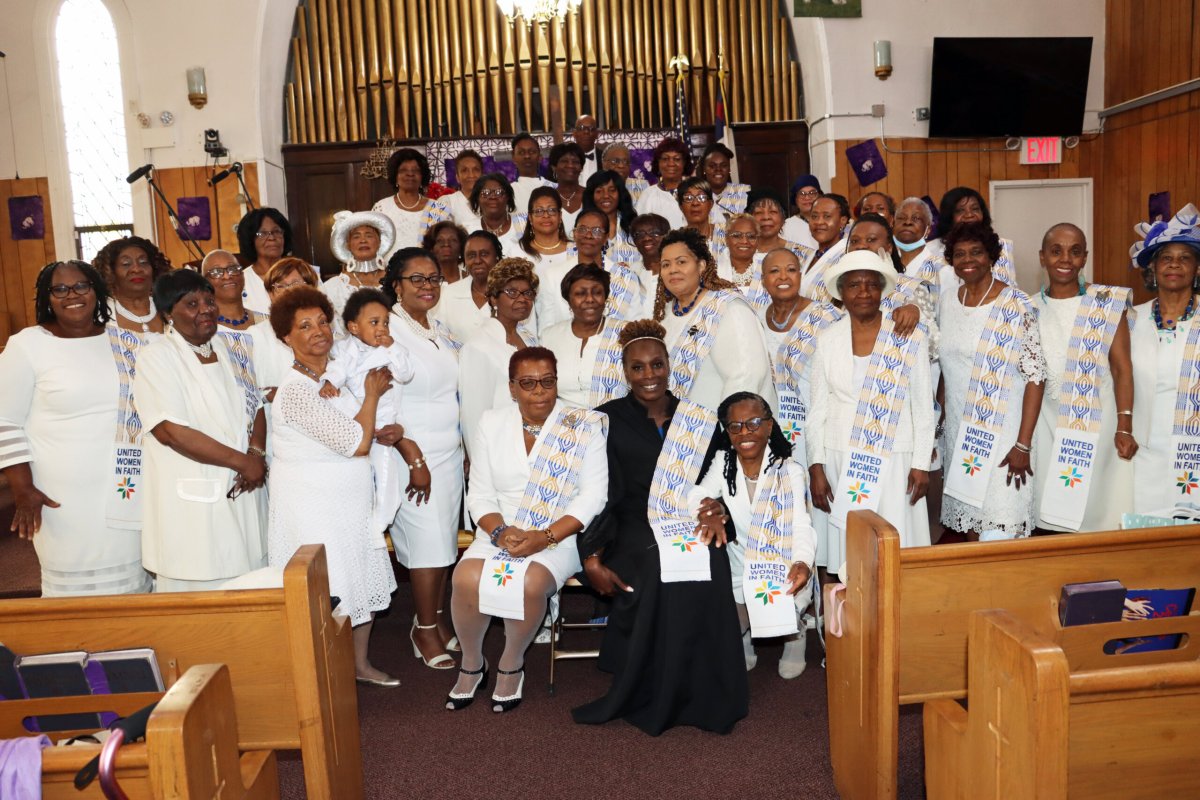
[54,0,132,259]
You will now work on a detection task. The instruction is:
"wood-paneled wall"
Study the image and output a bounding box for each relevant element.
[1105,0,1199,106]
[0,177,56,349]
[149,162,261,269]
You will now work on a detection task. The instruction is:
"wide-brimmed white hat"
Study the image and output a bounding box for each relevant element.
[824,249,899,301]
[329,210,395,266]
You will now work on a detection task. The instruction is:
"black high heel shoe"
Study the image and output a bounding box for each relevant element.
[445,661,488,711]
[491,667,524,713]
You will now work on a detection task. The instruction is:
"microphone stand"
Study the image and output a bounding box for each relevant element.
[145,171,207,263]
[233,165,256,211]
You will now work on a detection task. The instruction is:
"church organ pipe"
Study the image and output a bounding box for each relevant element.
[285,0,806,142]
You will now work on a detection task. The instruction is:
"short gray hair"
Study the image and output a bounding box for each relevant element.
[897,196,932,226]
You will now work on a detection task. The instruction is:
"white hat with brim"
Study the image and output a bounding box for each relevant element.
[824,249,899,302]
[329,210,396,267]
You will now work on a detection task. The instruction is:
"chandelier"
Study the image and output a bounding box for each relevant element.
[496,0,583,28]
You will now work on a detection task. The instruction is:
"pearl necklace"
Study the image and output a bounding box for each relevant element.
[392,306,439,343]
[394,192,424,211]
[959,275,996,309]
[183,338,214,359]
[113,296,157,332]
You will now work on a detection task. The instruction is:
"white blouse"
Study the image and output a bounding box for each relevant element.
[540,321,603,408]
[458,317,534,459]
[433,276,492,344]
[635,184,686,230]
[443,190,482,231]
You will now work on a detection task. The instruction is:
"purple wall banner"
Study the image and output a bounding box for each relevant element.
[8,196,45,240]
[845,140,888,188]
[176,196,212,241]
[1149,191,1171,223]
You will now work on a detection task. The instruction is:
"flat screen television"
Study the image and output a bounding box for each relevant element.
[928,37,1093,138]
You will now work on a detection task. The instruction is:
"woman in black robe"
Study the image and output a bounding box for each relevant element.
[571,320,748,735]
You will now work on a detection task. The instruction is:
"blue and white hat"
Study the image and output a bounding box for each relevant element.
[1130,203,1200,270]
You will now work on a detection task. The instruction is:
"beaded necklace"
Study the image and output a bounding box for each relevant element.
[672,287,704,317]
[1153,294,1197,332]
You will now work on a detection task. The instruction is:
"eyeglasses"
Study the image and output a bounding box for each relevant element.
[632,230,665,241]
[796,189,820,199]
[603,157,630,167]
[574,226,606,238]
[479,188,507,198]
[530,207,561,218]
[726,416,770,435]
[255,229,284,240]
[512,376,558,391]
[727,231,759,242]
[575,124,598,133]
[500,287,536,300]
[399,273,444,287]
[271,279,307,291]
[205,265,245,279]
[681,193,711,204]
[49,280,94,298]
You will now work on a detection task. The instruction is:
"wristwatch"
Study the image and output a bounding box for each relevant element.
[543,529,559,550]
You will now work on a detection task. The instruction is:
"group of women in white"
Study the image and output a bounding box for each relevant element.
[3,130,1198,734]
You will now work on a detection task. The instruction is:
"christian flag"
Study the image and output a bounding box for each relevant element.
[715,64,739,183]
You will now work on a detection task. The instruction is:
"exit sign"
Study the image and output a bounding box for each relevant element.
[1019,137,1062,165]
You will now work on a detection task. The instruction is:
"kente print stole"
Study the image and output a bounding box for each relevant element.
[944,288,1032,508]
[773,302,844,453]
[215,329,264,438]
[588,317,628,407]
[1039,286,1130,529]
[477,408,604,619]
[1169,321,1200,503]
[605,258,644,322]
[648,399,718,582]
[806,249,845,304]
[105,324,148,529]
[667,290,732,400]
[742,460,800,637]
[829,318,927,527]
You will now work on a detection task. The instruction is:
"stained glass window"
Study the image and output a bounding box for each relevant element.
[55,0,133,260]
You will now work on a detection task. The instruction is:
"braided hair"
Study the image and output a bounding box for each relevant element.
[704,392,793,497]
[651,228,738,321]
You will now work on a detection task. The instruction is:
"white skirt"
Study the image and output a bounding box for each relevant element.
[389,445,465,569]
[461,531,583,589]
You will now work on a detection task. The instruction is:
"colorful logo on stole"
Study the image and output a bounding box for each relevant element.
[1178,471,1200,495]
[116,477,136,499]
[962,455,982,477]
[492,563,515,587]
[1059,467,1083,489]
[672,534,699,553]
[754,581,783,605]
[847,480,870,504]
[780,420,802,443]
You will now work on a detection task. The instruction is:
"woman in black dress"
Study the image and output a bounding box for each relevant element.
[572,320,748,735]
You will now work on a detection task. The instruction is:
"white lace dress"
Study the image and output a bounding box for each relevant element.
[1032,294,1132,531]
[371,195,451,257]
[267,369,396,625]
[938,289,1047,536]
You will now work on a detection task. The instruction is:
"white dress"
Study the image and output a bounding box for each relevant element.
[443,190,481,231]
[513,176,555,215]
[1032,293,1133,531]
[432,277,492,344]
[530,246,579,333]
[387,311,464,568]
[267,370,396,625]
[461,403,608,587]
[246,320,293,391]
[1130,300,1190,514]
[541,321,602,408]
[689,457,816,608]
[458,317,535,459]
[242,269,271,316]
[134,331,267,588]
[320,273,358,340]
[807,319,934,570]
[938,288,1047,535]
[0,327,151,596]
[782,216,819,254]
[660,292,774,412]
[371,195,451,258]
[635,184,686,230]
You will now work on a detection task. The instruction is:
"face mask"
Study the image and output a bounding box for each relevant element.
[893,235,926,253]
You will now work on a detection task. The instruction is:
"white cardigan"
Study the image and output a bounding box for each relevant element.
[805,316,935,470]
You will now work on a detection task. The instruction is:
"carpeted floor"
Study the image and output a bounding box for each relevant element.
[273,583,928,800]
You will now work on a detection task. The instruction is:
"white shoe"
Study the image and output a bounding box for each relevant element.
[779,634,807,679]
[742,628,758,671]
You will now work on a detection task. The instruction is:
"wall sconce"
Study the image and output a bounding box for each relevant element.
[186,67,208,109]
[874,41,893,80]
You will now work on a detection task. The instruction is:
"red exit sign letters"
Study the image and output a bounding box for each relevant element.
[1019,137,1062,165]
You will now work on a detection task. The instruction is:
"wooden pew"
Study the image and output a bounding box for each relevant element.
[923,609,1200,799]
[823,511,1200,800]
[0,664,279,799]
[0,545,362,800]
